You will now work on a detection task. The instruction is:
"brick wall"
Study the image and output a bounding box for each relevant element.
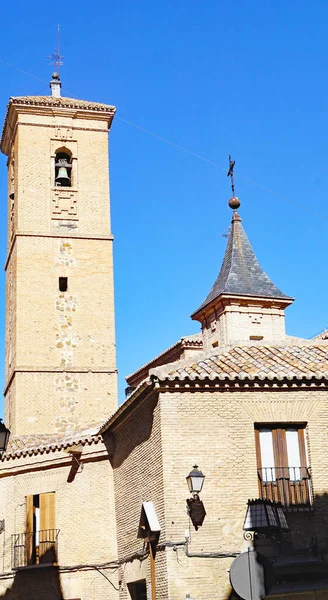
[108,384,328,600]
[108,393,169,600]
[202,302,287,350]
[3,103,117,435]
[0,441,119,600]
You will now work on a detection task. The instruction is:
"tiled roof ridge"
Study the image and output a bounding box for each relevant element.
[192,210,292,317]
[8,96,116,112]
[99,341,328,435]
[126,333,202,382]
[149,342,328,383]
[3,431,103,460]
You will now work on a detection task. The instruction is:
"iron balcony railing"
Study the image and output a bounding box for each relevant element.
[258,467,313,510]
[12,529,60,569]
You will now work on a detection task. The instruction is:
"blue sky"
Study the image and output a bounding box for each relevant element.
[0,1,327,408]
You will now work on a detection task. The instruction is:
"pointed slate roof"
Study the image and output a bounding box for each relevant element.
[192,202,293,317]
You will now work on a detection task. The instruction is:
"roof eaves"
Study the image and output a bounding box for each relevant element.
[3,433,102,460]
[191,292,294,320]
[98,379,154,434]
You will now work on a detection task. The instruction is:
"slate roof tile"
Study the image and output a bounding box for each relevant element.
[192,211,293,316]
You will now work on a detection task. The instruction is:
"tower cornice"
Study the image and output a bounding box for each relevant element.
[1,96,116,156]
[191,293,294,323]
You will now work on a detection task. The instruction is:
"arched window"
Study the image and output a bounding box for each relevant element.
[55,149,72,187]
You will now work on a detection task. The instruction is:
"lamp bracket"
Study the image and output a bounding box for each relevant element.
[243,530,291,543]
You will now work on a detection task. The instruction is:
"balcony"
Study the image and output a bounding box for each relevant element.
[258,467,313,511]
[12,529,60,569]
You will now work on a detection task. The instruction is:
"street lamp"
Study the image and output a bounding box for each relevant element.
[0,419,10,454]
[272,502,289,531]
[186,465,205,497]
[243,499,280,533]
[186,465,206,530]
[243,498,289,543]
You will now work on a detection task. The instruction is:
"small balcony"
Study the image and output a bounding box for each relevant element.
[258,467,313,511]
[12,529,60,569]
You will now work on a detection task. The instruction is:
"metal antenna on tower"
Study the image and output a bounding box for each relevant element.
[47,25,64,77]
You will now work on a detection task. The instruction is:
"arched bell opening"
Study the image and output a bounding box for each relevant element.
[54,149,72,187]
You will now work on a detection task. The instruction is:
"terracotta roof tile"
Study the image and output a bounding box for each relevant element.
[3,426,103,460]
[153,344,328,382]
[8,96,115,112]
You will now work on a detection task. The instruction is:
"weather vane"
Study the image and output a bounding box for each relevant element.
[227,154,236,196]
[47,25,64,77]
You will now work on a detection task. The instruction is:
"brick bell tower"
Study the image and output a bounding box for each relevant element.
[1,73,118,436]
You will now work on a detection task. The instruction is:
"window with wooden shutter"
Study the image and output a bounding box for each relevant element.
[255,424,313,510]
[23,492,58,566]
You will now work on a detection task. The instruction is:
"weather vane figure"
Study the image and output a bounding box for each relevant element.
[47,25,64,77]
[227,154,236,196]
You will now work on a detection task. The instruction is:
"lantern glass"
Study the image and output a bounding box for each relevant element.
[0,419,10,453]
[243,499,279,531]
[186,466,205,495]
[273,503,289,531]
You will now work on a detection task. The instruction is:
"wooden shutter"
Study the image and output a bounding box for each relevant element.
[40,492,55,530]
[39,492,56,564]
[26,495,34,566]
[298,428,307,471]
[272,427,288,471]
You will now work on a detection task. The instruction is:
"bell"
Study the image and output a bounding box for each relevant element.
[55,166,70,186]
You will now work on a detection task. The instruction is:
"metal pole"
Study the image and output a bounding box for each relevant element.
[149,542,156,600]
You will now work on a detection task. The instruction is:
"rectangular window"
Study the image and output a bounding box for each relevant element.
[59,277,68,292]
[255,424,312,509]
[26,492,57,565]
[128,580,147,600]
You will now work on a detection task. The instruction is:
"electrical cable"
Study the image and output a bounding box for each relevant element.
[0,55,324,222]
[0,59,48,85]
[93,566,120,591]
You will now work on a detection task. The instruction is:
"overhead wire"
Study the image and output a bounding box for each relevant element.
[0,59,48,85]
[0,57,327,221]
[115,117,326,221]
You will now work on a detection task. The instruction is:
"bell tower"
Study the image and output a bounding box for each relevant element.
[1,74,118,436]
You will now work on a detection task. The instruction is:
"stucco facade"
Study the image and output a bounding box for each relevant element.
[0,436,119,600]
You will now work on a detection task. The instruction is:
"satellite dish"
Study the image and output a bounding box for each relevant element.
[230,548,274,600]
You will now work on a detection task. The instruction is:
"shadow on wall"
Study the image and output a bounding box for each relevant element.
[282,491,328,553]
[102,393,157,469]
[0,549,64,600]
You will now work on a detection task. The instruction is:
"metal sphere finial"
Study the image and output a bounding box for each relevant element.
[228,197,240,210]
